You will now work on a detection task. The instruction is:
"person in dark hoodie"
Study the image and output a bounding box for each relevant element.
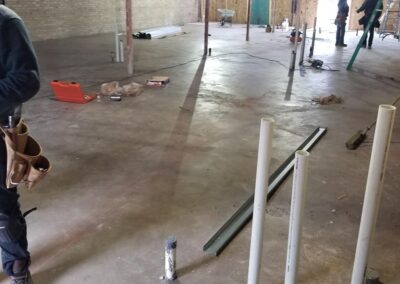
[335,0,350,47]
[0,4,40,284]
[357,0,383,49]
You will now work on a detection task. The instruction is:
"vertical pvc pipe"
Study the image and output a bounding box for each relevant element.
[351,105,397,284]
[114,0,121,62]
[284,150,310,284]
[115,33,120,62]
[126,0,133,75]
[247,118,275,284]
[119,39,125,62]
[204,0,210,56]
[246,0,252,41]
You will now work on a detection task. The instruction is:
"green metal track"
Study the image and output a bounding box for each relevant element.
[203,127,328,256]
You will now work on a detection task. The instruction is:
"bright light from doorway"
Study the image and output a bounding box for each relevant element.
[317,0,352,33]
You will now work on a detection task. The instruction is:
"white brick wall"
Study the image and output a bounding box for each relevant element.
[6,0,199,41]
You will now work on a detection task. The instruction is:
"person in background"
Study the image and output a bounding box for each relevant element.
[357,0,383,49]
[335,0,350,47]
[0,3,40,284]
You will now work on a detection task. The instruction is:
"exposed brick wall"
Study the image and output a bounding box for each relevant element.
[6,0,199,41]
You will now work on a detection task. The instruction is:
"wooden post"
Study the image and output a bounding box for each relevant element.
[126,0,133,75]
[204,0,210,56]
[246,0,252,41]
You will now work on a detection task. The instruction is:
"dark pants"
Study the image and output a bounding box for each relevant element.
[336,23,346,45]
[363,25,375,47]
[0,138,30,277]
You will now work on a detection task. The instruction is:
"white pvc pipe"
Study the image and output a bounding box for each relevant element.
[351,105,397,284]
[247,117,275,284]
[284,150,310,284]
[114,0,121,62]
[119,39,125,62]
[115,33,121,62]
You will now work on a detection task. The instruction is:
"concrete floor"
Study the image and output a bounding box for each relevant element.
[2,24,399,283]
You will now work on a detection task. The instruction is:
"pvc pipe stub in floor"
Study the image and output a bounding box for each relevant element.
[165,236,177,281]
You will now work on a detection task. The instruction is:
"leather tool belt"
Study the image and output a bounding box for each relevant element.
[0,119,51,190]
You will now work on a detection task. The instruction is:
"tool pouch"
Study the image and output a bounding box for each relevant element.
[0,120,51,190]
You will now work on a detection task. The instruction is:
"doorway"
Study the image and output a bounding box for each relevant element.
[251,0,270,25]
[317,0,352,32]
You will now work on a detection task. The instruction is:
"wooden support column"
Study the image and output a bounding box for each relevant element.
[126,0,133,75]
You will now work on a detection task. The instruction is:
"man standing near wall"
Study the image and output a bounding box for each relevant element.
[0,3,40,284]
[357,0,383,49]
[335,0,350,47]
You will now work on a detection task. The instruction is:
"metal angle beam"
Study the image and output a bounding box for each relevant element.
[203,127,327,256]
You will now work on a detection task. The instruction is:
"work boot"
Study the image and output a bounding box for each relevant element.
[10,271,33,284]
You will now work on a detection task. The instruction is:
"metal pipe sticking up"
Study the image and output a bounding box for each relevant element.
[247,118,274,284]
[309,17,317,58]
[289,15,301,72]
[351,105,397,284]
[204,0,210,56]
[246,0,252,41]
[125,0,133,75]
[299,23,307,65]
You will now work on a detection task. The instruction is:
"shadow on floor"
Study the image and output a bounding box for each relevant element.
[156,58,207,186]
[285,71,295,101]
[12,59,209,283]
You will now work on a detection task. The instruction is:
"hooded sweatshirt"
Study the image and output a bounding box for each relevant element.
[0,5,40,125]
